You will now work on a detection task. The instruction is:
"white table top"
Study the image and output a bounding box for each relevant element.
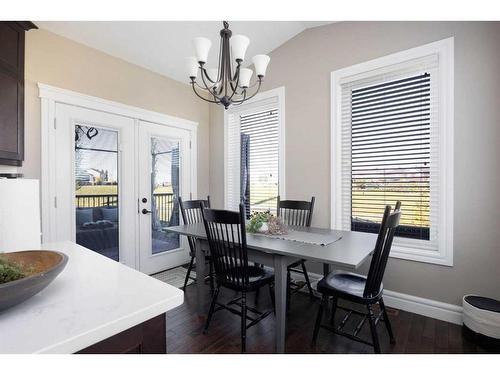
[0,241,183,354]
[166,223,376,269]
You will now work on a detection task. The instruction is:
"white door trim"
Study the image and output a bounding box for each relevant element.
[39,83,198,256]
[38,83,198,131]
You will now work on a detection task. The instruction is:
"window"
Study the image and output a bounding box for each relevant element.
[331,38,454,265]
[350,73,432,241]
[225,88,285,216]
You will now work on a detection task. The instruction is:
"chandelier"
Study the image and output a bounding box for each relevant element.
[186,21,270,109]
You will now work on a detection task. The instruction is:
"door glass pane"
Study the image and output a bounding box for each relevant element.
[75,125,119,261]
[151,136,180,254]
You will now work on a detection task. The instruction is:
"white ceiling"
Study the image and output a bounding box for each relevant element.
[36,21,332,84]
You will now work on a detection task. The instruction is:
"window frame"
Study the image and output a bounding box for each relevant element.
[224,87,286,212]
[331,38,454,266]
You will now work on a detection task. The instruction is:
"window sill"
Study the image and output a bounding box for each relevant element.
[390,244,453,267]
[354,231,453,267]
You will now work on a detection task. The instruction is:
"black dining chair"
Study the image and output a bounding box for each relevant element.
[276,196,316,306]
[201,203,275,353]
[311,202,401,353]
[178,196,214,292]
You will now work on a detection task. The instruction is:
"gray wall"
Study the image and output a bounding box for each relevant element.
[209,21,500,305]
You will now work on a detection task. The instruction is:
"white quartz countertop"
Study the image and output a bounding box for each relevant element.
[0,241,184,353]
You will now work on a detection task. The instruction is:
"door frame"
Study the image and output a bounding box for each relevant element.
[39,83,198,270]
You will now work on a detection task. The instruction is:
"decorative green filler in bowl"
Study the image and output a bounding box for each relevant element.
[246,211,288,235]
[0,250,68,312]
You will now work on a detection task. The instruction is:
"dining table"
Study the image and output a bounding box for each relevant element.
[164,223,376,353]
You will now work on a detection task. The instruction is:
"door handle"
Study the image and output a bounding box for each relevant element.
[142,208,152,214]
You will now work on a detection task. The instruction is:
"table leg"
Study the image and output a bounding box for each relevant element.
[273,254,287,353]
[195,238,206,316]
[323,263,330,277]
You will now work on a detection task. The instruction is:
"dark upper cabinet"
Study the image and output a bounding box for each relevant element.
[0,21,37,166]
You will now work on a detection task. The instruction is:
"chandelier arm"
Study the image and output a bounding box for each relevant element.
[232,79,262,103]
[219,32,227,97]
[199,67,215,90]
[246,79,262,89]
[217,32,223,83]
[191,82,221,104]
[231,90,247,106]
[228,64,242,100]
[194,78,225,103]
[193,80,209,90]
[199,68,223,100]
[224,32,233,98]
[200,66,216,84]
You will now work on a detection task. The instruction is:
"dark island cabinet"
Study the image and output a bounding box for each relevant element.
[0,21,37,166]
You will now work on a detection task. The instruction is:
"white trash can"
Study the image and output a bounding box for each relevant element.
[462,295,500,343]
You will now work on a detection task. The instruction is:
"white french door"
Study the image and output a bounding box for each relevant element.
[54,103,137,267]
[49,102,195,274]
[137,121,192,274]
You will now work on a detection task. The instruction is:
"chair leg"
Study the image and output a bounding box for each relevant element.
[203,286,220,334]
[367,304,381,353]
[301,262,314,298]
[254,263,263,304]
[208,259,215,294]
[329,297,338,326]
[254,287,260,305]
[241,291,247,353]
[286,270,291,311]
[183,256,195,290]
[379,298,395,344]
[269,283,276,313]
[312,295,328,345]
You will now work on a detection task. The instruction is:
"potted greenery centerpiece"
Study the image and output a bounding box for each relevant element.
[247,211,288,235]
[0,255,34,284]
[0,251,68,312]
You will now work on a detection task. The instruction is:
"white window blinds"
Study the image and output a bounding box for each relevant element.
[225,96,280,215]
[338,55,440,251]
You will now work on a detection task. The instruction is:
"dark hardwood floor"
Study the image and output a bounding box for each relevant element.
[166,282,499,354]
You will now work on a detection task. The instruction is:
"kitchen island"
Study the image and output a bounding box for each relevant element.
[0,241,183,353]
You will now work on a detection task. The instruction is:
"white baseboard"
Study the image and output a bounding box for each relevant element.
[383,290,463,325]
[292,270,463,325]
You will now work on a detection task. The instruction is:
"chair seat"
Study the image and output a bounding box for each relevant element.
[317,271,383,303]
[220,265,274,291]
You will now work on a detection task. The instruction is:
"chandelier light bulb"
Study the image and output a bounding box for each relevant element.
[252,55,270,77]
[193,37,212,63]
[238,68,253,88]
[231,35,250,62]
[185,57,199,78]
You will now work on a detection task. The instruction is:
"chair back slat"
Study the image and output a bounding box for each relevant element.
[277,196,315,227]
[202,203,249,288]
[363,201,401,298]
[178,196,210,254]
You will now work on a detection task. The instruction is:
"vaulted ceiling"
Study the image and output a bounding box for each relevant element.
[37,21,331,84]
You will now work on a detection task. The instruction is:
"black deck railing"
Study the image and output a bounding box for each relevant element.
[75,193,175,223]
[75,194,118,208]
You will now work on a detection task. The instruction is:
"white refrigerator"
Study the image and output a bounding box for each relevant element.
[0,179,41,251]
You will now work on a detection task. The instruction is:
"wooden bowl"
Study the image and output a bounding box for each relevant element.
[0,250,68,312]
